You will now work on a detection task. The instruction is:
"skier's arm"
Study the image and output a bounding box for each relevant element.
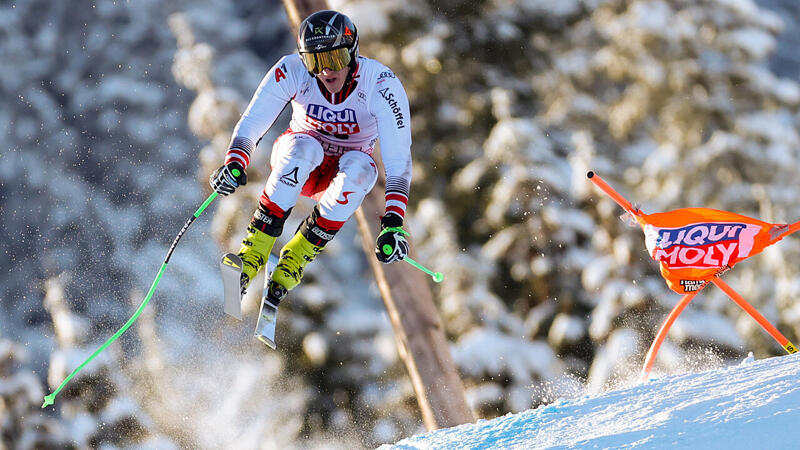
[371,71,412,264]
[223,55,298,170]
[371,72,413,221]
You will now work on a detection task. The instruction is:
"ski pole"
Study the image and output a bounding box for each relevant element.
[403,256,444,283]
[42,190,219,408]
[381,241,443,282]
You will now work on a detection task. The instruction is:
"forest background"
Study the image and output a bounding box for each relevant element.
[2,0,800,448]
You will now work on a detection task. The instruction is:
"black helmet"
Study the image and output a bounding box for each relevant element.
[297,10,359,73]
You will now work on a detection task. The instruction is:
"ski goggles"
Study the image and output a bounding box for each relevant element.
[300,47,351,74]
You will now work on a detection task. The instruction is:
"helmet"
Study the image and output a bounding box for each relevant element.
[297,10,359,74]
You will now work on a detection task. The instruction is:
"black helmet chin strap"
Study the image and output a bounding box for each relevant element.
[347,53,358,72]
[346,55,361,81]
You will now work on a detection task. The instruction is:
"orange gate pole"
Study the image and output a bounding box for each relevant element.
[588,171,800,380]
[710,277,797,354]
[640,288,704,381]
[587,171,637,214]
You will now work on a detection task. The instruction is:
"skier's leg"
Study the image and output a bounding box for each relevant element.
[236,201,288,293]
[265,132,325,211]
[316,150,379,222]
[237,133,324,292]
[271,151,378,295]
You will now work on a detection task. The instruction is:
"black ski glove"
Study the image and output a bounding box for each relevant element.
[375,212,409,264]
[210,161,247,196]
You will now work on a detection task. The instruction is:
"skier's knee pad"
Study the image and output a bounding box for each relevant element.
[338,151,378,193]
[267,134,325,211]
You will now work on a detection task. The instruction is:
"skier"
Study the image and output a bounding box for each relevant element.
[210,10,412,308]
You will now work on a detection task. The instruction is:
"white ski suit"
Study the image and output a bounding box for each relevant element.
[224,54,412,229]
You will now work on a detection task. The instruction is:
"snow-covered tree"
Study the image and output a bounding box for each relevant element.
[4,0,800,447]
[335,0,800,406]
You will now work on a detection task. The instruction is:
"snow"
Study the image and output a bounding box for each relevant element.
[401,33,445,68]
[330,0,403,37]
[717,0,785,31]
[670,309,746,350]
[586,328,641,393]
[735,110,800,144]
[518,0,581,18]
[581,255,616,291]
[588,287,622,340]
[722,28,776,59]
[4,0,800,447]
[453,329,565,384]
[547,313,585,348]
[383,353,800,449]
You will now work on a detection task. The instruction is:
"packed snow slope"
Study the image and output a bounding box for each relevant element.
[385,353,800,449]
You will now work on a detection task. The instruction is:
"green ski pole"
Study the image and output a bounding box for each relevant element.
[42,190,220,408]
[381,239,444,283]
[403,256,444,283]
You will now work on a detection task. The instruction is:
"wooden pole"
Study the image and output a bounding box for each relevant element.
[281,0,474,430]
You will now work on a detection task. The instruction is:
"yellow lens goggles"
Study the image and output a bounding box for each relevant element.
[300,47,351,74]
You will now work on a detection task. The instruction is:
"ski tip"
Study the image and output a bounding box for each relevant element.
[587,171,594,179]
[224,309,243,321]
[221,253,243,270]
[256,334,276,349]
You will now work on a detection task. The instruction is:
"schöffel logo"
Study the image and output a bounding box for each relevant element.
[305,104,360,135]
[647,222,760,269]
[378,88,405,129]
[377,71,396,80]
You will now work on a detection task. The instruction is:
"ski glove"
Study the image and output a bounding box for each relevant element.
[210,162,247,196]
[375,212,409,264]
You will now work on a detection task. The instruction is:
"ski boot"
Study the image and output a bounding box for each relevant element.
[237,225,278,294]
[270,231,324,292]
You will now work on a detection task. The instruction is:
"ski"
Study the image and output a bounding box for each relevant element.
[221,250,282,348]
[255,261,286,349]
[220,253,244,320]
[254,296,279,349]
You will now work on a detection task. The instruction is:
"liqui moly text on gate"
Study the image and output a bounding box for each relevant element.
[644,222,761,269]
[305,104,361,135]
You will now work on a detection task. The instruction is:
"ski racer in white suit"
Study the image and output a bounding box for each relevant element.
[210,10,412,304]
